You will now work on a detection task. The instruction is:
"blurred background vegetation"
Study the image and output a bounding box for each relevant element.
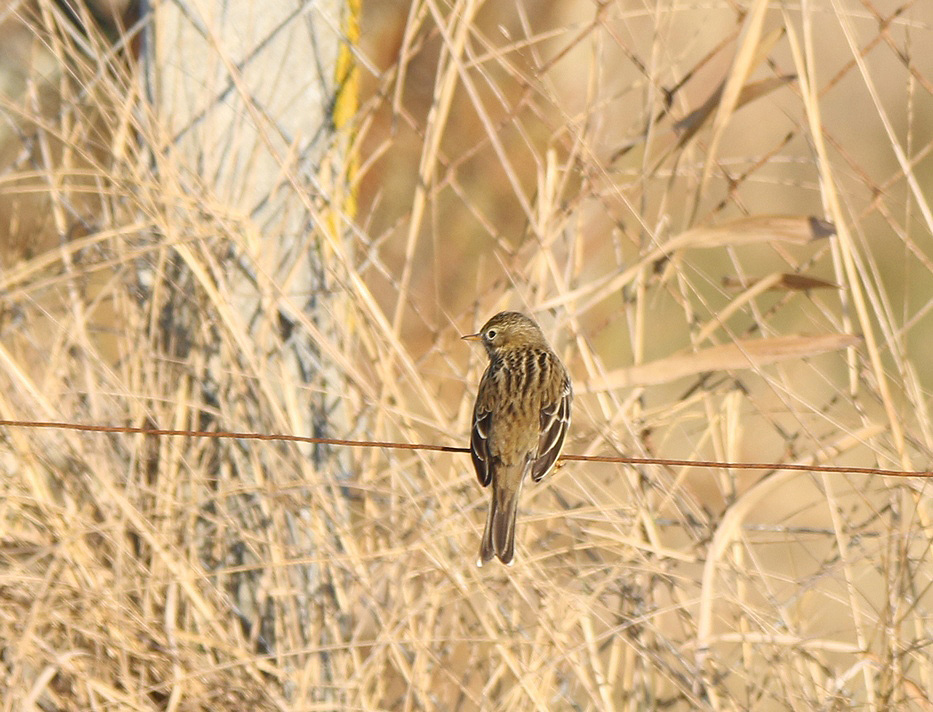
[1,0,932,709]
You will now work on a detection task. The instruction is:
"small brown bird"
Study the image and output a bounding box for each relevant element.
[462,311,572,566]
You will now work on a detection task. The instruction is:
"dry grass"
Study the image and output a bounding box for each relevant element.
[1,0,932,709]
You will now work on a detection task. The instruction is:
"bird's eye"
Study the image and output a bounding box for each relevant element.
[486,329,497,340]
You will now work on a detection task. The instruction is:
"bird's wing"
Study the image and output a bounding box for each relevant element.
[470,373,495,488]
[532,376,572,482]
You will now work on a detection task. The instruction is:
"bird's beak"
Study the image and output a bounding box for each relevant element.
[461,332,482,342]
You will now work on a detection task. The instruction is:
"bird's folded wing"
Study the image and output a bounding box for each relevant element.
[532,380,572,482]
[471,405,493,487]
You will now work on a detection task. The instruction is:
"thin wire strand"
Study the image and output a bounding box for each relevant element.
[0,419,929,477]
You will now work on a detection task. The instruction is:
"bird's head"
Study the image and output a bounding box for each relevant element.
[461,311,548,356]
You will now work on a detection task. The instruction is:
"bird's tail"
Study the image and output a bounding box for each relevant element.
[479,470,523,566]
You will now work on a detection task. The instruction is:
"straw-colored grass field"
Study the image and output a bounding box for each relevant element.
[1,0,932,709]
